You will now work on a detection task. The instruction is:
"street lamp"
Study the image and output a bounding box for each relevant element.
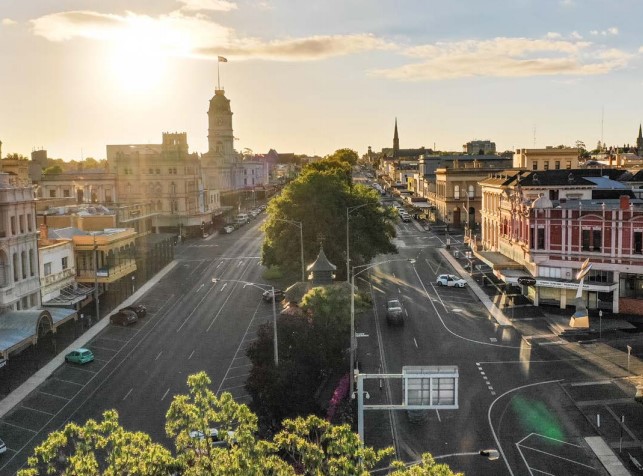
[599,309,603,339]
[275,218,305,282]
[349,257,416,395]
[346,203,370,282]
[212,278,279,366]
[132,275,136,295]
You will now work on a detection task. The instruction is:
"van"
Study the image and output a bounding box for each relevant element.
[235,213,249,225]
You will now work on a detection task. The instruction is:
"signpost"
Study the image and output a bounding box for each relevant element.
[627,345,632,372]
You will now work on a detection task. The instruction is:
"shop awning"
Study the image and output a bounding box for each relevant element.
[0,310,53,359]
[44,307,78,328]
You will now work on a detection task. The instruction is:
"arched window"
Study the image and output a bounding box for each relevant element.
[29,249,35,276]
[171,182,176,195]
[468,184,475,198]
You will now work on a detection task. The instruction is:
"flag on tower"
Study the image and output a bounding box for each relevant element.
[218,56,228,62]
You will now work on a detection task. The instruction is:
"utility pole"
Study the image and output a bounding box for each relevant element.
[93,234,100,321]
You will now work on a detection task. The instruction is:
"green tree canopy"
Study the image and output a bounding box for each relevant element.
[20,372,461,475]
[327,148,359,166]
[43,165,63,175]
[3,153,28,161]
[262,163,396,280]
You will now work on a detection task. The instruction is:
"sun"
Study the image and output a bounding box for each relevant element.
[107,26,170,94]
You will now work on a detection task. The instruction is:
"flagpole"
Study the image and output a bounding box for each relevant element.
[217,58,220,90]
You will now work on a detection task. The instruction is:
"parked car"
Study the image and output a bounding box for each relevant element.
[436,274,467,288]
[189,428,236,449]
[262,289,285,303]
[110,309,138,326]
[120,304,147,318]
[0,438,6,455]
[222,225,235,234]
[386,299,404,325]
[400,214,411,222]
[65,348,94,364]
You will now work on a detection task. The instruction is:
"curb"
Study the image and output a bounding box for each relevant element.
[0,260,178,419]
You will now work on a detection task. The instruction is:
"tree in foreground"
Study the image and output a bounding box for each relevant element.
[20,371,461,475]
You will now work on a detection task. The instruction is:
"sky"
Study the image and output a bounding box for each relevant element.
[1,0,643,161]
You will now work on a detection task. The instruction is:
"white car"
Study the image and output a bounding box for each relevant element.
[189,428,235,448]
[223,225,235,234]
[436,274,467,287]
[0,437,6,454]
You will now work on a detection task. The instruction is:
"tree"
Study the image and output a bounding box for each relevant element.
[20,372,460,475]
[327,148,359,166]
[19,410,176,476]
[43,165,63,175]
[262,163,396,280]
[3,153,28,161]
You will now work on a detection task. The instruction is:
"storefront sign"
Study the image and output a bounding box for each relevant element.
[517,277,537,286]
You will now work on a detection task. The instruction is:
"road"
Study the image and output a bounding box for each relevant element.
[355,210,617,475]
[0,217,272,474]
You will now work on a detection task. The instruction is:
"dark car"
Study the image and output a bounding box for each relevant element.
[110,309,138,326]
[262,289,285,303]
[386,299,404,325]
[120,304,147,318]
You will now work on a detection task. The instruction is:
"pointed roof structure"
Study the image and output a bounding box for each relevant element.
[307,246,336,286]
[393,118,399,154]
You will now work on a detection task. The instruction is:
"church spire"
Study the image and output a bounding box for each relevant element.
[393,118,399,154]
[639,123,642,140]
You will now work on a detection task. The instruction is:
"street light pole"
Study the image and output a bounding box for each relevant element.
[346,203,369,282]
[349,257,416,396]
[93,234,100,321]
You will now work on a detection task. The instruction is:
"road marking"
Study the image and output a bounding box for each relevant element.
[161,388,170,401]
[221,283,228,291]
[89,345,117,352]
[196,283,204,292]
[413,338,418,348]
[188,350,195,360]
[519,444,596,470]
[219,384,246,392]
[1,421,37,433]
[123,388,133,400]
[435,410,441,422]
[155,351,163,361]
[489,337,497,342]
[20,405,54,416]
[230,363,252,370]
[54,378,83,387]
[570,380,612,387]
[64,366,97,375]
[38,391,70,401]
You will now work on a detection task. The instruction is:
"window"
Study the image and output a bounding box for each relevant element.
[620,273,643,299]
[635,232,643,254]
[149,168,153,174]
[44,262,51,276]
[468,184,474,198]
[555,161,561,170]
[586,269,612,283]
[29,249,35,276]
[454,185,460,199]
[62,257,68,270]
[63,189,70,197]
[19,215,24,234]
[27,214,32,232]
[532,161,538,170]
[566,161,572,169]
[21,251,26,279]
[10,216,15,235]
[537,228,545,249]
[13,253,18,282]
[582,229,591,251]
[549,190,559,200]
[543,161,549,171]
[593,229,602,252]
[49,189,57,198]
[156,168,160,174]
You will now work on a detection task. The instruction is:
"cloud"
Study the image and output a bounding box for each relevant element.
[569,31,583,39]
[372,36,633,81]
[590,27,619,36]
[2,18,17,26]
[30,10,391,61]
[546,32,562,39]
[177,0,237,12]
[560,0,575,6]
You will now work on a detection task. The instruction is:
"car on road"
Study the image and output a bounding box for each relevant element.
[262,289,285,303]
[436,274,467,287]
[110,309,138,326]
[0,437,6,455]
[400,213,411,222]
[222,225,235,234]
[120,304,147,318]
[189,428,236,448]
[65,348,94,364]
[386,299,404,325]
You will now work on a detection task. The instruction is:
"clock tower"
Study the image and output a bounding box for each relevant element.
[207,89,235,164]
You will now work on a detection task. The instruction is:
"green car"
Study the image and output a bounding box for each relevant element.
[65,348,94,364]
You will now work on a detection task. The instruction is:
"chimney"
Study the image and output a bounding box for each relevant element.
[620,195,630,210]
[39,223,48,241]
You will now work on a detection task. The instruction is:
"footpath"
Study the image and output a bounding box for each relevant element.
[439,243,643,475]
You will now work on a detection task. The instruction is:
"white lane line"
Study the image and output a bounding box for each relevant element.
[155,351,163,361]
[531,469,555,475]
[196,283,204,292]
[488,379,563,476]
[230,363,252,370]
[219,384,246,392]
[570,380,612,387]
[54,378,83,387]
[515,443,535,476]
[1,421,37,433]
[224,373,250,380]
[435,410,441,422]
[188,350,195,360]
[64,366,96,375]
[38,391,70,401]
[161,388,170,401]
[21,405,54,416]
[413,338,418,349]
[89,345,116,352]
[221,282,228,291]
[518,444,596,470]
[123,388,133,400]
